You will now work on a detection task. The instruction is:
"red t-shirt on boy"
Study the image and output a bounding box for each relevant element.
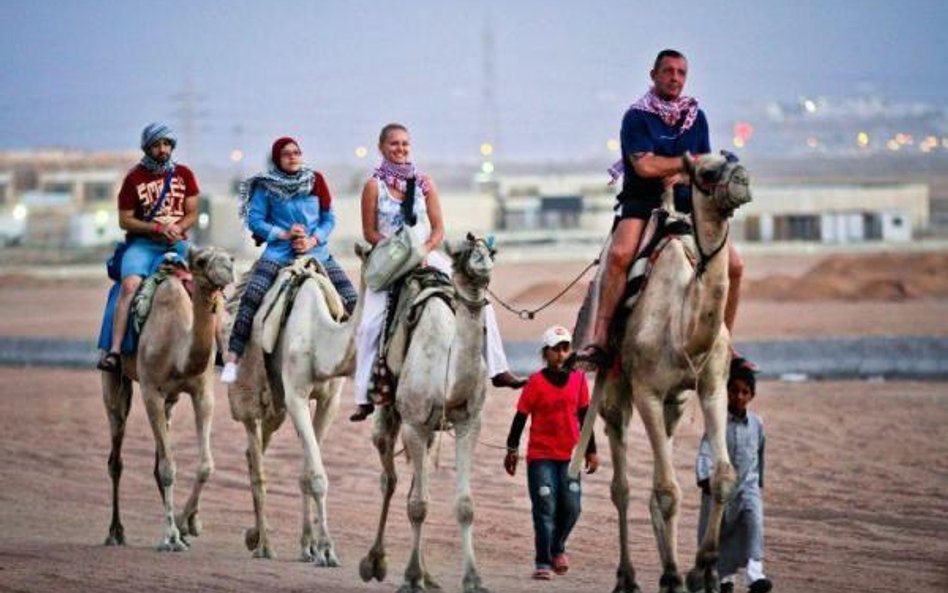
[117,164,200,236]
[516,370,590,462]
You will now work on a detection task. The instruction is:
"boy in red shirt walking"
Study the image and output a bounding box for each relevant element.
[504,325,599,580]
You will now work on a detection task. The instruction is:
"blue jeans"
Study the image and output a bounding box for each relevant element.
[527,459,582,569]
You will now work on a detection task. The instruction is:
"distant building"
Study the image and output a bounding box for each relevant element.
[491,173,930,245]
[491,173,615,243]
[735,183,928,244]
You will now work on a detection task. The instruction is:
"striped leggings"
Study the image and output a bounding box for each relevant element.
[229,256,357,357]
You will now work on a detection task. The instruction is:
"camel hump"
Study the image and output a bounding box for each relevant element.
[257,258,344,354]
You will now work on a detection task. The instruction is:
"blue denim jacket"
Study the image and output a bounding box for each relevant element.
[247,185,335,265]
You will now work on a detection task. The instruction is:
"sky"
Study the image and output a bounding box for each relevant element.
[1,0,946,167]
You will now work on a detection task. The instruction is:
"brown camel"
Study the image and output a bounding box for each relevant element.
[225,257,362,564]
[571,152,753,593]
[359,234,495,593]
[102,246,235,551]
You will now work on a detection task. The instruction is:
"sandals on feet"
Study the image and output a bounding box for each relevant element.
[96,352,121,374]
[349,403,375,422]
[565,344,612,371]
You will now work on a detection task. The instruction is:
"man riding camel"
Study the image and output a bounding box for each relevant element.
[97,123,200,373]
[573,49,750,370]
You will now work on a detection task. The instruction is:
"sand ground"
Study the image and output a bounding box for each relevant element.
[0,251,946,592]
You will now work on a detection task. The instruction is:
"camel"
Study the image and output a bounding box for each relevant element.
[225,257,363,564]
[103,246,235,551]
[570,152,753,593]
[359,234,495,593]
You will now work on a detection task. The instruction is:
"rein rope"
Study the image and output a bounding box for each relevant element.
[487,257,599,321]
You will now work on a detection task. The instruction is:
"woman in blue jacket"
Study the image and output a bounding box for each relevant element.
[221,136,357,383]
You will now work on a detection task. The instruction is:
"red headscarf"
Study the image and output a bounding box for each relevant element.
[271,137,299,173]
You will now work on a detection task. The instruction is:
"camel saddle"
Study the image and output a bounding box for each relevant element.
[622,207,696,311]
[368,267,454,405]
[130,252,192,342]
[255,257,345,355]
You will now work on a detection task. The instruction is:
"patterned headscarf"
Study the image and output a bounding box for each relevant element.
[139,122,177,174]
[372,159,431,197]
[237,136,322,222]
[607,87,700,184]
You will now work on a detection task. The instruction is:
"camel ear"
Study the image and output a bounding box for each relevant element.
[682,152,696,176]
[443,238,460,258]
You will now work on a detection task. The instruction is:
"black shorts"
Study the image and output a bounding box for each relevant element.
[614,189,693,222]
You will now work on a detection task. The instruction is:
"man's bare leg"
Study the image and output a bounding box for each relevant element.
[99,275,142,372]
[575,218,647,366]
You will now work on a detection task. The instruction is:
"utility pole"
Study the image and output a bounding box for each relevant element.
[169,74,208,163]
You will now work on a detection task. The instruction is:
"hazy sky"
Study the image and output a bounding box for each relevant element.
[2,0,946,166]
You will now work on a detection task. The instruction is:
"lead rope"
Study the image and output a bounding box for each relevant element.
[487,257,599,321]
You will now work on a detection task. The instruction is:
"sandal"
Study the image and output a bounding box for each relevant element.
[349,403,375,422]
[96,352,121,374]
[565,344,612,371]
[552,553,569,575]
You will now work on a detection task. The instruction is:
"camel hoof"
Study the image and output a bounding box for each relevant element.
[358,551,387,582]
[157,536,189,552]
[176,512,202,538]
[311,543,340,568]
[660,571,687,593]
[395,584,425,593]
[104,527,126,546]
[252,546,275,560]
[462,573,488,593]
[685,566,718,593]
[612,574,643,593]
[244,527,260,551]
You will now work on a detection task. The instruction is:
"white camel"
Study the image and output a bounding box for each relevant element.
[103,246,235,551]
[359,234,495,593]
[225,256,363,564]
[571,152,753,593]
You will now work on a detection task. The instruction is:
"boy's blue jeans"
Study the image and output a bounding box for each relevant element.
[527,459,582,569]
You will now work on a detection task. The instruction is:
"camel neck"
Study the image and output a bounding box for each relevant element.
[682,193,730,356]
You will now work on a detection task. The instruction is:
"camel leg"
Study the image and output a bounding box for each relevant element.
[687,378,736,593]
[633,387,686,593]
[176,381,215,540]
[603,399,642,593]
[299,379,342,566]
[454,417,489,593]
[242,417,274,558]
[102,371,133,546]
[283,380,339,567]
[397,423,431,593]
[359,405,400,583]
[142,387,187,551]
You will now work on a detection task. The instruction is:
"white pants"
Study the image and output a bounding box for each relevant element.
[354,251,510,405]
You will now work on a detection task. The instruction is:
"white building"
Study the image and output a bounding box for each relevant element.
[735,183,928,244]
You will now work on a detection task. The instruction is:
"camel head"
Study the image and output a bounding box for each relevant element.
[684,151,752,218]
[445,232,495,289]
[188,246,235,290]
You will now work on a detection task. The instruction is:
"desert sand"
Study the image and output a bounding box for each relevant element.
[0,251,946,593]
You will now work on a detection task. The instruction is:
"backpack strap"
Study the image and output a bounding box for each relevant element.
[143,167,176,222]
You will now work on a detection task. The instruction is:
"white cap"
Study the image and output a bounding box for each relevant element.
[541,325,572,349]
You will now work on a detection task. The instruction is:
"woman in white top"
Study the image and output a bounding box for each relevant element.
[351,123,525,421]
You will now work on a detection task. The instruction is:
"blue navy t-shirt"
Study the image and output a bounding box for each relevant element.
[618,108,710,208]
